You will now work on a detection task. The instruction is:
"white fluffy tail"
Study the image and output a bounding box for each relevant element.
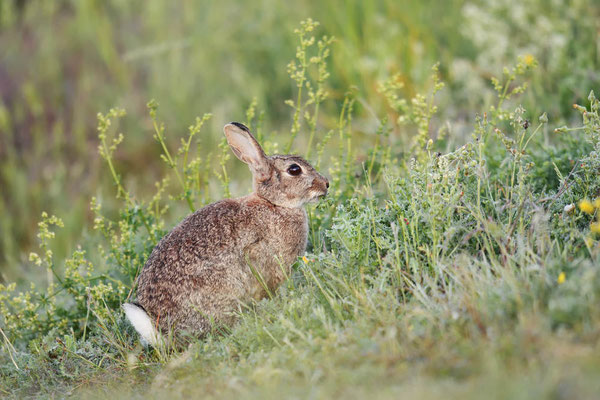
[122,303,162,347]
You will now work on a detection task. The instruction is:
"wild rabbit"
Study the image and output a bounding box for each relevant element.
[123,122,329,346]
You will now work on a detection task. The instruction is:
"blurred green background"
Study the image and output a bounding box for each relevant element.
[1,0,599,282]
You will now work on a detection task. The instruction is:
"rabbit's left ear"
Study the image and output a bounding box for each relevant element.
[223,122,270,180]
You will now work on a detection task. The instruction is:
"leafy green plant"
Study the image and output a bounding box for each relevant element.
[2,15,600,399]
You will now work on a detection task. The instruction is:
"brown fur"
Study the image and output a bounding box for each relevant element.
[133,122,328,338]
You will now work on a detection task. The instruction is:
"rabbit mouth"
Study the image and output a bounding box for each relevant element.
[308,190,328,202]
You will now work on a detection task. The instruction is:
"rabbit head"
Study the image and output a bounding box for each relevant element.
[224,122,329,208]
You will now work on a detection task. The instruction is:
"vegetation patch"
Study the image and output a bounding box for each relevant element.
[1,4,600,399]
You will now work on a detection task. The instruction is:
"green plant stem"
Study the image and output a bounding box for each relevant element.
[152,120,195,212]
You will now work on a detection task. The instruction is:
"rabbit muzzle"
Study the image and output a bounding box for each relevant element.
[309,176,329,201]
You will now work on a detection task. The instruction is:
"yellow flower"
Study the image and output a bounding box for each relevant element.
[591,222,600,234]
[302,256,309,263]
[523,54,535,66]
[594,198,600,209]
[557,272,566,285]
[579,199,595,214]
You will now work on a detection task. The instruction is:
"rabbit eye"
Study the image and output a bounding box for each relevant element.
[287,164,302,176]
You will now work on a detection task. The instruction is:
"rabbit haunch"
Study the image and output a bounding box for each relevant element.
[124,122,328,345]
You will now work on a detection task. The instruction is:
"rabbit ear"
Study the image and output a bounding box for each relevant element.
[223,122,270,180]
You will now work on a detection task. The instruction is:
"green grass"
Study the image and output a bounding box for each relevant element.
[2,1,600,398]
[1,0,599,279]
